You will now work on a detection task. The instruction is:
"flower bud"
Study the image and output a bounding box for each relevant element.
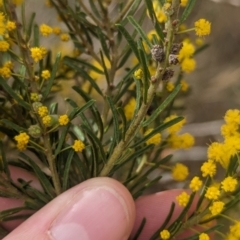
[162,68,174,81]
[28,124,42,138]
[171,43,183,55]
[32,102,43,112]
[151,45,165,62]
[169,54,179,65]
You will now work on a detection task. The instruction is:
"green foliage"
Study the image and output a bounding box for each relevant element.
[0,1,233,240]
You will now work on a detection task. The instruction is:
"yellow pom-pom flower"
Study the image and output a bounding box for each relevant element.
[0,12,6,35]
[180,80,189,92]
[178,41,195,61]
[209,201,224,216]
[40,24,53,36]
[221,176,238,193]
[172,163,189,181]
[164,115,186,134]
[30,47,47,62]
[53,26,61,35]
[60,33,70,42]
[134,69,143,80]
[124,98,136,121]
[160,229,170,240]
[6,21,16,31]
[195,19,211,37]
[199,233,210,240]
[200,160,216,177]
[181,57,196,73]
[205,186,220,200]
[58,114,70,126]
[42,115,52,127]
[176,191,190,207]
[0,40,10,52]
[166,82,174,92]
[37,106,48,117]
[144,128,161,145]
[189,176,203,192]
[180,0,188,7]
[14,132,30,151]
[41,70,51,80]
[224,109,240,125]
[72,140,85,152]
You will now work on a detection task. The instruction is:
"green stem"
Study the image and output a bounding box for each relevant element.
[100,0,178,177]
[43,135,61,195]
[114,0,135,24]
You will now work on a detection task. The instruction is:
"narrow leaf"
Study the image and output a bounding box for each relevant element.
[97,28,110,60]
[62,150,74,191]
[1,119,26,132]
[127,16,152,49]
[99,50,110,85]
[64,62,103,96]
[179,0,197,24]
[21,154,55,198]
[142,84,181,127]
[81,125,106,164]
[0,77,30,110]
[116,23,139,61]
[42,52,61,100]
[106,96,120,144]
[132,117,184,148]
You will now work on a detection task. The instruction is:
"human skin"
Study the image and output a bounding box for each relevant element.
[1,168,199,240]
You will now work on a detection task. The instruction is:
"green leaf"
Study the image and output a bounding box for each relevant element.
[179,0,197,24]
[145,0,164,41]
[120,0,142,25]
[1,119,26,132]
[64,61,103,96]
[116,23,139,61]
[89,0,101,18]
[117,107,127,141]
[134,77,142,115]
[117,48,132,69]
[132,218,146,240]
[0,141,10,176]
[64,56,104,74]
[142,84,181,127]
[137,40,150,103]
[129,154,172,191]
[127,16,152,49]
[185,225,223,240]
[132,117,184,148]
[20,153,55,198]
[55,124,71,156]
[68,99,96,120]
[42,52,61,100]
[106,96,120,144]
[49,102,58,114]
[113,145,154,172]
[0,77,30,110]
[26,12,36,42]
[62,150,74,191]
[97,28,110,60]
[99,50,110,85]
[81,125,106,164]
[133,175,162,198]
[33,24,39,47]
[149,203,175,240]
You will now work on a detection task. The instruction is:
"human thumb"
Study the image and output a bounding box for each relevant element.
[4,177,135,240]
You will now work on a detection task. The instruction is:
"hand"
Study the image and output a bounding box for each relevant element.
[1,168,197,240]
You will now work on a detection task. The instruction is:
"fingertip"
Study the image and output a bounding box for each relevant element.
[5,177,136,240]
[131,189,198,240]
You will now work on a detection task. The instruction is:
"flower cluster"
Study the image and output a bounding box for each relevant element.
[30,47,47,62]
[14,132,30,151]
